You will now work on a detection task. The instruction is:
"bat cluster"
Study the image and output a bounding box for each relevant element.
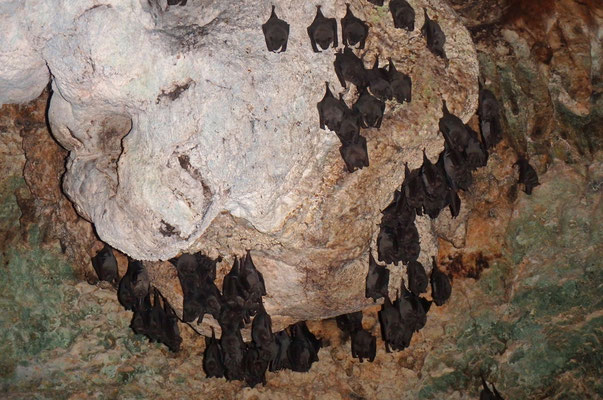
[118,258,182,352]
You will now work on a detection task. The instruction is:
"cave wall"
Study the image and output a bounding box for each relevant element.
[1,0,601,398]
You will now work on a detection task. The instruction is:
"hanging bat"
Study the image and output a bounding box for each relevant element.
[203,329,225,378]
[118,258,150,311]
[317,82,348,132]
[367,55,393,101]
[262,6,290,53]
[387,58,412,103]
[351,329,376,362]
[440,140,473,191]
[91,243,118,283]
[366,251,390,300]
[439,101,471,153]
[421,8,446,59]
[447,187,461,218]
[421,149,448,201]
[402,163,425,215]
[397,283,431,332]
[240,250,266,316]
[381,188,416,227]
[480,376,506,400]
[339,132,369,173]
[430,257,452,306]
[288,322,320,372]
[269,330,292,372]
[389,0,415,31]
[341,4,369,49]
[515,157,540,194]
[336,311,363,340]
[220,327,247,381]
[353,86,385,128]
[334,47,368,88]
[407,260,428,295]
[378,297,413,351]
[307,6,338,52]
[130,292,152,337]
[478,87,503,148]
[162,293,183,352]
[251,308,275,350]
[335,101,361,144]
[243,344,270,387]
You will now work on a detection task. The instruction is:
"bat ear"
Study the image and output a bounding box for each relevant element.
[168,257,178,267]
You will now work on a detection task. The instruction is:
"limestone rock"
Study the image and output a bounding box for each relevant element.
[0,0,479,325]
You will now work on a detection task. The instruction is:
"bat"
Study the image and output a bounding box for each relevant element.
[288,322,320,372]
[130,293,152,337]
[367,55,393,101]
[366,251,390,300]
[307,6,338,52]
[341,4,369,49]
[397,282,431,332]
[240,250,266,299]
[447,187,461,218]
[378,297,413,351]
[464,124,489,170]
[377,215,420,265]
[220,327,247,381]
[91,243,118,283]
[162,292,183,352]
[387,58,412,103]
[317,82,348,132]
[381,188,416,227]
[351,329,376,362]
[167,0,187,5]
[515,157,540,194]
[353,86,385,129]
[243,345,270,387]
[439,140,473,191]
[480,376,505,400]
[334,47,368,88]
[402,163,425,215]
[406,260,428,295]
[336,311,363,339]
[339,132,369,173]
[389,0,415,31]
[203,329,225,378]
[478,88,503,148]
[269,330,292,372]
[262,6,290,53]
[130,288,182,352]
[251,308,275,351]
[335,100,361,144]
[439,101,471,154]
[430,257,451,306]
[420,150,449,218]
[421,8,446,59]
[118,258,150,311]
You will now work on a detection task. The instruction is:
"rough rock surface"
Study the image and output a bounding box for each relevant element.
[0,0,479,325]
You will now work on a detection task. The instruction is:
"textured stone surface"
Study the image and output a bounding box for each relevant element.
[0,0,479,324]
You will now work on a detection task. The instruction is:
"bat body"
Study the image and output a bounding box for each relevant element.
[397,284,431,332]
[420,150,449,219]
[221,328,247,381]
[389,0,415,31]
[288,322,320,372]
[378,298,412,351]
[351,329,376,362]
[269,330,292,372]
[366,252,390,300]
[387,59,412,103]
[335,103,361,143]
[402,163,425,214]
[381,188,416,227]
[118,259,150,311]
[317,83,348,132]
[464,125,489,169]
[243,345,270,387]
[439,101,471,153]
[251,309,275,351]
[447,187,461,218]
[421,9,446,59]
[262,6,290,53]
[515,158,540,194]
[334,47,368,88]
[307,6,338,52]
[341,4,369,49]
[367,56,393,101]
[203,331,225,378]
[91,244,118,283]
[430,257,451,306]
[339,133,369,173]
[240,250,266,316]
[353,87,385,129]
[440,142,473,191]
[478,88,503,148]
[407,260,428,295]
[377,216,420,265]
